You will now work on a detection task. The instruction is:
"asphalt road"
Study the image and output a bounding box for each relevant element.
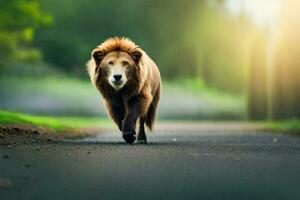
[1,123,300,200]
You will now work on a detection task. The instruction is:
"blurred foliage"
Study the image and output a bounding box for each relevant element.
[1,0,297,120]
[186,3,257,93]
[34,0,258,93]
[0,0,52,66]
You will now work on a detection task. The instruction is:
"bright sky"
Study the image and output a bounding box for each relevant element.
[226,0,283,30]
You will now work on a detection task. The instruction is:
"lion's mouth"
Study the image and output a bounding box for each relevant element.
[112,80,123,85]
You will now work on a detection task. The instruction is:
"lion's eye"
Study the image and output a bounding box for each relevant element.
[108,61,114,65]
[122,61,129,66]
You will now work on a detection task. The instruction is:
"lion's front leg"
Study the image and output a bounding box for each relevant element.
[137,116,147,144]
[104,100,125,132]
[122,109,138,144]
[122,96,150,144]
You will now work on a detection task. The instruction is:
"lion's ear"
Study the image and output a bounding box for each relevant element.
[92,48,106,66]
[131,48,142,64]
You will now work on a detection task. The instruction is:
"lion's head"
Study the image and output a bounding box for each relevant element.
[87,37,143,91]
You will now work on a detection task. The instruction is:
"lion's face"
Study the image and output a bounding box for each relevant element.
[96,51,138,91]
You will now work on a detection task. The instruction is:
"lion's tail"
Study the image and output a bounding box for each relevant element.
[146,85,160,131]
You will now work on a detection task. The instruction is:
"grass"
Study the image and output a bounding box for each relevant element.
[0,110,112,131]
[265,120,300,134]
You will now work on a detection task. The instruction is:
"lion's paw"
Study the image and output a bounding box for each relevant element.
[122,132,136,144]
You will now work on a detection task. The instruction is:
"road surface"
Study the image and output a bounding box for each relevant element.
[1,123,300,200]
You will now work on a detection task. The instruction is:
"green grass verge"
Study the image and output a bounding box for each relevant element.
[0,110,112,131]
[265,120,300,134]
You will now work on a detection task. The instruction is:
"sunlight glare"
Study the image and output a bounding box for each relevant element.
[226,0,283,31]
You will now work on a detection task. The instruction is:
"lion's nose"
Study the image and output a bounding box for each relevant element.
[113,74,122,81]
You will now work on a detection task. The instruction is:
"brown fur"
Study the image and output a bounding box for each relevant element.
[87,37,161,143]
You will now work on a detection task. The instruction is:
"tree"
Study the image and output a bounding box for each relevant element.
[248,34,268,120]
[0,0,51,66]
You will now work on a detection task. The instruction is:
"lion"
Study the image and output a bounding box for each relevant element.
[87,37,161,144]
